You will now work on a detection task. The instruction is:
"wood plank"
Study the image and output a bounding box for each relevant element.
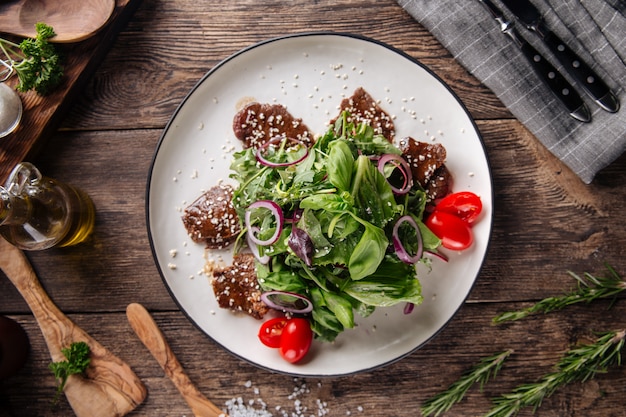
[0,0,141,183]
[2,1,625,416]
[59,0,509,132]
[3,302,625,416]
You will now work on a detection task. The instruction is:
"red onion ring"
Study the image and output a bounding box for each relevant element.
[403,302,415,315]
[377,154,412,194]
[245,200,284,246]
[256,137,309,168]
[424,249,449,263]
[392,215,423,264]
[247,226,270,264]
[260,291,313,314]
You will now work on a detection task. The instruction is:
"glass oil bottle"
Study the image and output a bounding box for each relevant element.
[0,162,95,250]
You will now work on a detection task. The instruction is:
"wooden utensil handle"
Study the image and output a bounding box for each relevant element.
[126,303,224,416]
[0,238,147,417]
[0,238,79,360]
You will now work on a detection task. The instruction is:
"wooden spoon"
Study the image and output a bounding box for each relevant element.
[0,237,147,417]
[0,0,116,43]
[126,303,227,417]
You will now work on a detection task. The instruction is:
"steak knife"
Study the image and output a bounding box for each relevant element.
[501,0,620,112]
[478,0,591,122]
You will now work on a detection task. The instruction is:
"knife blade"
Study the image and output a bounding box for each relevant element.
[478,0,591,122]
[501,0,620,113]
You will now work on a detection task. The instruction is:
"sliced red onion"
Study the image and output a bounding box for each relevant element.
[256,137,309,168]
[392,215,423,264]
[245,200,284,246]
[247,226,270,264]
[404,302,415,315]
[424,249,449,263]
[261,291,313,314]
[377,154,412,194]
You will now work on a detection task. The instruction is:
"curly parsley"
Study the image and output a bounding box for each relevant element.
[49,341,91,404]
[0,23,63,95]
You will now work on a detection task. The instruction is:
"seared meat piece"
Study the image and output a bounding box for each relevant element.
[423,165,452,202]
[332,87,395,141]
[181,184,240,249]
[211,253,269,319]
[232,102,314,149]
[398,137,451,202]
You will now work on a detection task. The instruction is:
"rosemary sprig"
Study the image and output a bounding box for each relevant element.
[493,265,625,324]
[485,329,626,417]
[420,349,513,417]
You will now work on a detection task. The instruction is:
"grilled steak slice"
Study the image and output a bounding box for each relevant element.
[211,253,269,319]
[332,87,395,141]
[398,137,451,202]
[181,184,240,249]
[232,102,314,149]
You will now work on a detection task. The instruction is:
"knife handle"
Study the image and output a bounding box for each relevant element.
[519,41,591,122]
[543,31,619,112]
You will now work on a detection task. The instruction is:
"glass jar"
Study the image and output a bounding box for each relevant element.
[0,82,22,138]
[0,162,96,250]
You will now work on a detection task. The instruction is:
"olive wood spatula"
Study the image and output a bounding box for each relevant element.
[0,237,147,417]
[126,302,226,417]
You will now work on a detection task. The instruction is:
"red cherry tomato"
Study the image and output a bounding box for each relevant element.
[435,191,482,225]
[279,318,313,364]
[425,210,473,250]
[258,317,288,348]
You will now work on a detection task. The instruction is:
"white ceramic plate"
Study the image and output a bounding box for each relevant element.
[147,33,492,377]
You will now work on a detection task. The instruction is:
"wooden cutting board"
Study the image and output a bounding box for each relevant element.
[0,0,142,183]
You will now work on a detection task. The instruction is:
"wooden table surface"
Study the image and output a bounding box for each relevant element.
[2,1,625,416]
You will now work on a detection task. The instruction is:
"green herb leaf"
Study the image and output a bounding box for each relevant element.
[0,23,63,95]
[485,330,625,417]
[421,350,512,417]
[49,341,91,404]
[232,114,436,341]
[493,265,626,324]
[348,220,388,281]
[326,139,354,191]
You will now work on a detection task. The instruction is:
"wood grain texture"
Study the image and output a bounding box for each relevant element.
[1,0,625,416]
[0,239,147,417]
[126,303,223,417]
[0,0,140,184]
[0,0,116,42]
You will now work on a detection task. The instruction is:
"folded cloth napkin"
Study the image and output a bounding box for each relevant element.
[397,0,626,183]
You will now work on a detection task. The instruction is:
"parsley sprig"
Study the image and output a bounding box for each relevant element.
[49,341,91,404]
[492,265,626,324]
[0,23,63,95]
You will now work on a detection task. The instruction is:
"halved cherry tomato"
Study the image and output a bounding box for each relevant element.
[279,318,313,364]
[435,191,482,225]
[425,210,473,250]
[258,317,288,348]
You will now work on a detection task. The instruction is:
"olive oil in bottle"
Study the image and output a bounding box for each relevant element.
[0,162,95,250]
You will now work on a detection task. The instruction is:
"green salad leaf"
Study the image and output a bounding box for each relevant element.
[231,112,440,341]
